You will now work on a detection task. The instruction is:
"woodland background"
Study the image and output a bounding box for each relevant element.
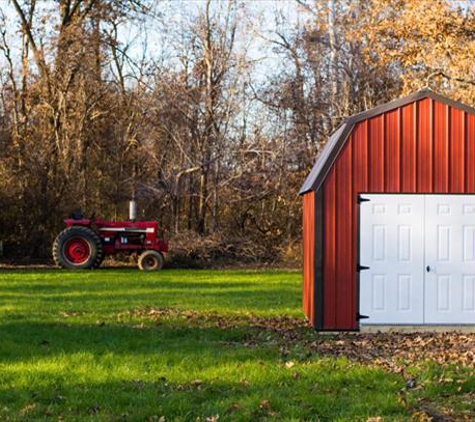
[0,0,474,265]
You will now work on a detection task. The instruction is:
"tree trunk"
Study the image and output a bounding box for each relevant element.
[211,159,219,232]
[328,0,338,126]
[197,167,209,234]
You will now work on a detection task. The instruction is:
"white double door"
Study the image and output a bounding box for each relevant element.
[360,194,475,325]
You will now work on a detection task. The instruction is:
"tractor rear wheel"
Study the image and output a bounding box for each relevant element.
[53,226,103,269]
[138,250,164,271]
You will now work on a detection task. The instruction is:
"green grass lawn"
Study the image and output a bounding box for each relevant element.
[0,269,472,421]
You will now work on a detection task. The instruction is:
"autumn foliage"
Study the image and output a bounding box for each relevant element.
[0,0,474,263]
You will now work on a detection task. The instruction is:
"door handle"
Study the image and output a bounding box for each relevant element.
[426,265,431,273]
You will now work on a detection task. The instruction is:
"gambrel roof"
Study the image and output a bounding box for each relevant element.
[300,89,475,195]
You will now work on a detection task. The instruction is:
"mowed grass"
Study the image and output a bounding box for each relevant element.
[0,269,462,421]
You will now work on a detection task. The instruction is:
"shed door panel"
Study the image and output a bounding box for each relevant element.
[359,195,425,324]
[425,196,475,323]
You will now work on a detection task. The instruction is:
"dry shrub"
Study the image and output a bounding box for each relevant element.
[166,231,300,269]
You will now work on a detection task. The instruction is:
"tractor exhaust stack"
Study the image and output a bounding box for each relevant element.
[129,200,137,221]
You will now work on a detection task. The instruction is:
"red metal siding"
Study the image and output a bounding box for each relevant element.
[335,141,353,328]
[302,191,315,325]
[401,103,417,192]
[434,101,449,192]
[467,114,475,191]
[323,167,337,327]
[385,109,400,191]
[369,115,385,191]
[352,121,368,330]
[322,98,475,330]
[417,98,433,191]
[450,108,465,192]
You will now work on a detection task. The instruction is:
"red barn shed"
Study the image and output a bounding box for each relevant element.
[301,90,475,331]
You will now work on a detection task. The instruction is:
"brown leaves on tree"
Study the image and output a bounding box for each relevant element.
[357,0,475,102]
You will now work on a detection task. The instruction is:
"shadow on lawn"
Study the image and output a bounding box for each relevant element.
[0,284,301,319]
[0,377,407,421]
[0,375,407,421]
[0,281,269,292]
[0,321,407,421]
[0,291,300,319]
[0,320,286,364]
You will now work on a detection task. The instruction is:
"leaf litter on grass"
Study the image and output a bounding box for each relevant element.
[123,306,475,370]
[121,306,475,420]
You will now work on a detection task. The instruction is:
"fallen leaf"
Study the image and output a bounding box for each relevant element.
[406,378,417,389]
[190,379,202,387]
[259,399,271,410]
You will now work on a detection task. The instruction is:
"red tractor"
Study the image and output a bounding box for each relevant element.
[52,205,168,270]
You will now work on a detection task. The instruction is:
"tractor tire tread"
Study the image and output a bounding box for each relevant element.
[53,226,103,269]
[138,250,164,271]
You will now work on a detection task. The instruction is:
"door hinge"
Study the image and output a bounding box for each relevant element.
[357,195,370,204]
[357,313,369,320]
[357,264,370,272]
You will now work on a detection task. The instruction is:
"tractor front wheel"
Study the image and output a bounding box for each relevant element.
[53,226,103,269]
[138,250,164,271]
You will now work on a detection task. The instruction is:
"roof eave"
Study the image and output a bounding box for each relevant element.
[299,121,353,195]
[299,89,475,196]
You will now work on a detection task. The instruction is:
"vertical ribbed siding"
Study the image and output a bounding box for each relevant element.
[417,98,433,191]
[335,141,353,328]
[352,121,368,330]
[450,108,465,192]
[385,109,400,191]
[302,191,315,325]
[323,167,337,327]
[401,103,417,192]
[369,115,385,192]
[433,101,449,192]
[467,114,475,191]
[321,97,475,330]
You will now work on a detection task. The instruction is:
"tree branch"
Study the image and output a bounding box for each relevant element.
[12,0,51,96]
[426,70,475,87]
